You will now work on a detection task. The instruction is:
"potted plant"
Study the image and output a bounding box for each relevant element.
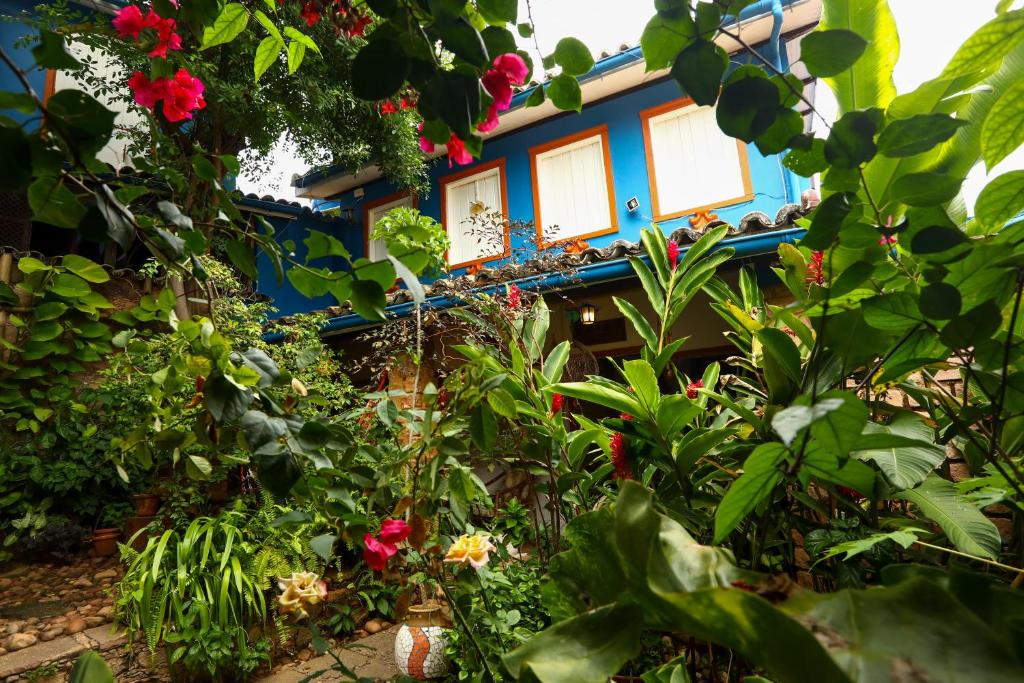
[91,506,126,557]
[369,207,451,283]
[131,491,160,517]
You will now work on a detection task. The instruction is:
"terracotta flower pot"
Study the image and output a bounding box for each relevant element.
[91,528,120,557]
[132,493,160,517]
[394,603,450,680]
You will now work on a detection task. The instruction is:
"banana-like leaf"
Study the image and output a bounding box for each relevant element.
[895,474,1002,559]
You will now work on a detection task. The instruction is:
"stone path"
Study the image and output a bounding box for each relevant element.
[258,627,400,682]
[0,623,133,682]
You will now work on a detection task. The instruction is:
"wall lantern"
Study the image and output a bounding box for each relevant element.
[579,302,597,325]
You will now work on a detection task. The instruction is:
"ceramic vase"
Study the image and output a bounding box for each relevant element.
[394,603,450,679]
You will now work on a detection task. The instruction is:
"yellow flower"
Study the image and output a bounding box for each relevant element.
[277,571,327,618]
[444,534,496,569]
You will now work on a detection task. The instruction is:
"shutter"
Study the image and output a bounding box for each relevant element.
[648,103,748,217]
[535,134,611,241]
[445,167,503,265]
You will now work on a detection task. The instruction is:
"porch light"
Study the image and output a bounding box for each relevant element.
[579,302,597,325]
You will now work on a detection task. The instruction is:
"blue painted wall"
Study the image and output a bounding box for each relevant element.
[306,68,810,296]
[1,0,49,123]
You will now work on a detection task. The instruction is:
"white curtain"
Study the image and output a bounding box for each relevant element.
[535,135,612,241]
[445,168,503,265]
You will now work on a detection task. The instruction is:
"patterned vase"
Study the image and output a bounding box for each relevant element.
[394,603,450,679]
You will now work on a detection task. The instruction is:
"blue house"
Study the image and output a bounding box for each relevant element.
[264,1,821,369]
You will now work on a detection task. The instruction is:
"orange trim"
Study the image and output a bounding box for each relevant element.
[43,69,57,104]
[639,97,754,223]
[529,125,618,249]
[439,158,511,270]
[362,190,417,259]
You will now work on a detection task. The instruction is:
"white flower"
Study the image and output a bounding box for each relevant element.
[277,571,327,618]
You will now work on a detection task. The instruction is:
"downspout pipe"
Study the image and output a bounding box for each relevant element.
[261,228,806,343]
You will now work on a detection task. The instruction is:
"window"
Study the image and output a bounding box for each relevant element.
[362,192,415,261]
[440,159,509,268]
[529,126,617,245]
[640,98,753,221]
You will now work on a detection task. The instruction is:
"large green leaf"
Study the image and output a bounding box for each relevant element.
[975,170,1024,232]
[550,381,641,417]
[800,29,868,78]
[895,474,1002,559]
[980,78,1024,170]
[201,3,248,49]
[941,8,1024,79]
[68,651,113,683]
[713,443,786,543]
[854,411,944,489]
[818,0,899,114]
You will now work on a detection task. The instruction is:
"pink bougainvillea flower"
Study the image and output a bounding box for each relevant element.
[550,393,564,415]
[686,379,703,400]
[301,1,321,26]
[112,5,149,39]
[445,134,472,166]
[363,533,397,571]
[610,432,633,480]
[805,250,825,285]
[417,123,436,154]
[667,239,679,270]
[481,53,528,111]
[161,68,206,122]
[379,519,411,545]
[148,15,182,59]
[380,100,398,114]
[506,283,521,309]
[128,71,166,109]
[477,103,500,133]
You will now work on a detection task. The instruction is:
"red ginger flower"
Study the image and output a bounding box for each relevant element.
[619,412,633,421]
[686,379,703,400]
[301,2,321,26]
[667,239,679,270]
[806,251,825,285]
[550,393,564,415]
[506,283,521,310]
[362,533,397,571]
[379,519,411,544]
[610,432,633,480]
[380,100,398,114]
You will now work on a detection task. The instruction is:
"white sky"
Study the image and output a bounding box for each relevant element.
[239,0,1021,210]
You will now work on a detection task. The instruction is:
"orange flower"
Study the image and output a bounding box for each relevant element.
[444,534,496,569]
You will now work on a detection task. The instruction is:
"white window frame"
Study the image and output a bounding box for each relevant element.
[640,98,752,221]
[364,193,415,261]
[529,126,617,246]
[441,160,508,268]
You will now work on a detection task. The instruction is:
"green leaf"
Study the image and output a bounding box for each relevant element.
[818,0,899,113]
[976,170,1024,231]
[351,38,409,101]
[825,108,883,169]
[487,387,517,419]
[713,443,786,543]
[33,30,79,69]
[909,225,969,255]
[283,26,320,54]
[918,282,961,320]
[287,40,306,74]
[896,475,1002,559]
[550,381,641,417]
[822,529,923,562]
[525,84,545,108]
[754,108,804,156]
[542,340,571,383]
[440,18,488,68]
[226,239,258,280]
[553,37,594,77]
[204,372,252,423]
[891,172,962,207]
[614,297,657,350]
[941,8,1024,79]
[801,192,853,250]
[349,280,387,320]
[621,359,660,416]
[981,79,1024,170]
[671,39,727,107]
[49,273,90,299]
[783,138,828,176]
[46,90,116,158]
[253,9,282,42]
[387,255,424,305]
[470,404,497,451]
[862,292,923,331]
[477,0,517,24]
[28,177,86,229]
[503,605,643,682]
[640,12,695,72]
[716,68,780,142]
[309,534,336,563]
[201,3,248,50]
[548,74,582,112]
[60,254,108,283]
[940,299,1002,348]
[68,651,113,683]
[254,36,284,80]
[877,114,968,158]
[800,29,868,77]
[854,412,944,489]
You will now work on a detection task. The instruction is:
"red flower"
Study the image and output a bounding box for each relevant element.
[301,2,321,26]
[667,239,679,270]
[446,134,472,166]
[379,519,411,545]
[506,283,521,310]
[481,53,528,111]
[128,71,165,109]
[550,393,564,415]
[619,412,633,421]
[380,100,399,114]
[437,388,451,409]
[806,251,825,285]
[148,15,182,59]
[686,379,703,400]
[112,5,149,39]
[878,234,897,246]
[400,95,416,109]
[610,432,633,480]
[477,103,500,133]
[417,122,435,154]
[346,12,373,37]
[162,69,206,122]
[362,533,397,571]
